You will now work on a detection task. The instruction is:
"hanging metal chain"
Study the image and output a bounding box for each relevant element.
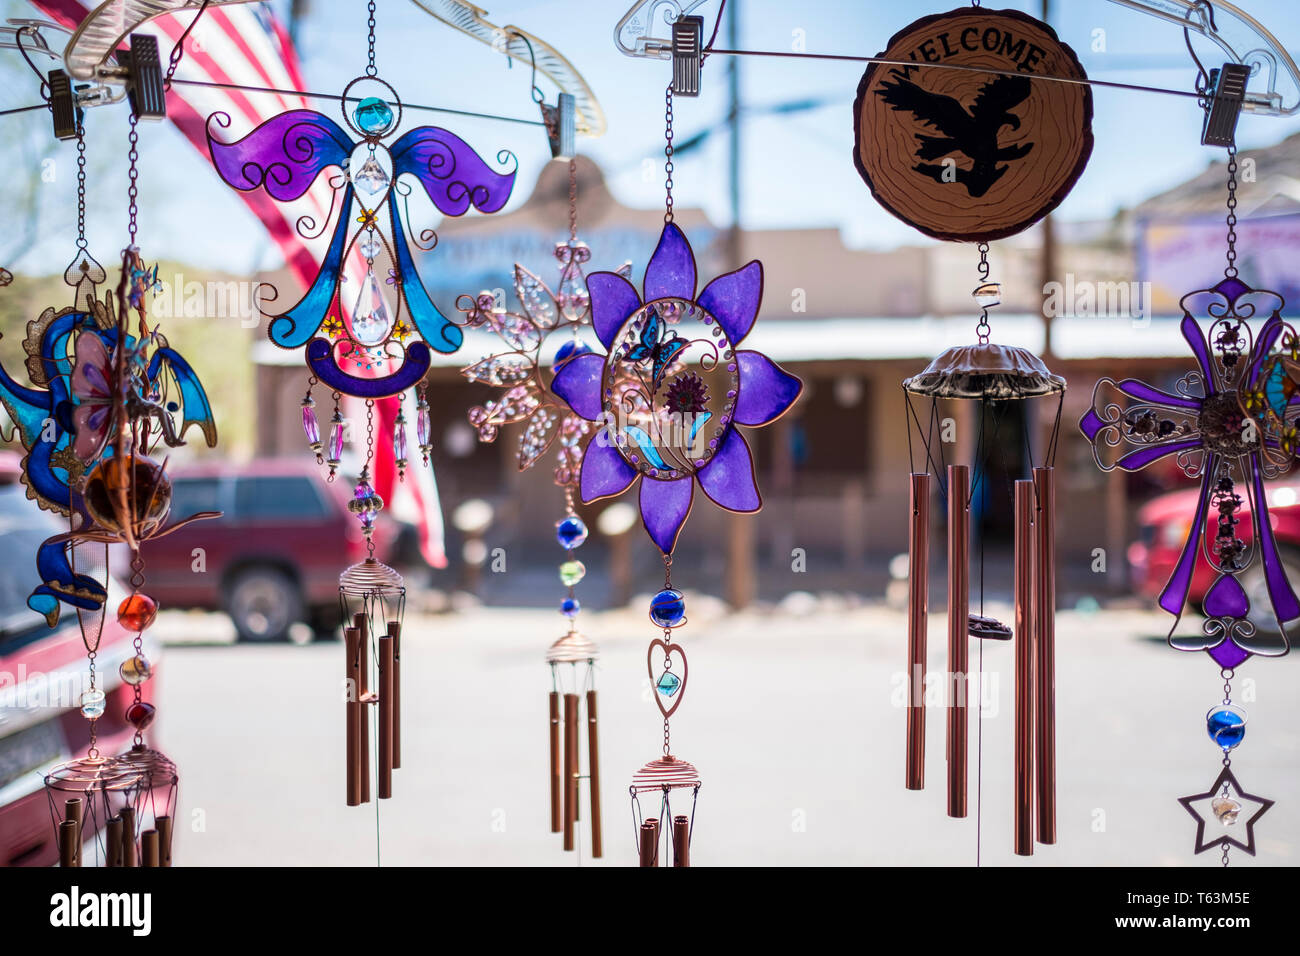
[366,0,378,77]
[75,125,88,251]
[1225,145,1239,278]
[975,242,992,344]
[568,157,578,241]
[126,114,140,247]
[664,85,675,223]
[1221,667,1234,706]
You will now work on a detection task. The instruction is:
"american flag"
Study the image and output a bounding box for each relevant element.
[30,0,448,567]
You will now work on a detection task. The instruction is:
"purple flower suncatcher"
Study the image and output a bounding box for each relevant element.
[551,223,802,554]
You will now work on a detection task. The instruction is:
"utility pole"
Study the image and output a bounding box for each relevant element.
[723,0,756,610]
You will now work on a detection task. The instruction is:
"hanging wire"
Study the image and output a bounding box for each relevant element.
[165,77,544,125]
[700,46,1211,103]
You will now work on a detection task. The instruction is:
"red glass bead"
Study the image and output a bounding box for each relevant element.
[125,701,156,731]
[117,593,158,632]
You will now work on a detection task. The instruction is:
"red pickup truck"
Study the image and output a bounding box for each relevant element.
[0,454,146,866]
[137,459,394,641]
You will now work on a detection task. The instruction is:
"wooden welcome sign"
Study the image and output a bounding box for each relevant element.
[853,7,1093,242]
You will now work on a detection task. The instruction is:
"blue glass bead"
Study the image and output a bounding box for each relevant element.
[561,597,580,618]
[354,96,394,134]
[649,588,685,628]
[1207,706,1246,750]
[555,516,588,550]
[554,340,593,366]
[656,672,681,697]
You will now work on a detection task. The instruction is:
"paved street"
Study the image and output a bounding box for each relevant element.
[155,600,1300,866]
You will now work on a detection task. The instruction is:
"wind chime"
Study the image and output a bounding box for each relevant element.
[848,4,1091,858]
[454,156,630,857]
[902,270,1064,856]
[205,0,516,808]
[549,79,801,865]
[0,64,219,865]
[1079,143,1295,864]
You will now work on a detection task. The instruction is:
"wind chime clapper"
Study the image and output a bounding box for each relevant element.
[901,277,1062,855]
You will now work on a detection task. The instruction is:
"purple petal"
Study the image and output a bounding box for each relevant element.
[697,261,763,345]
[1180,313,1216,393]
[1116,438,1202,471]
[1207,639,1251,669]
[588,272,641,350]
[1159,461,1215,617]
[1118,379,1200,410]
[640,475,694,554]
[1079,408,1107,442]
[696,428,760,512]
[734,350,801,426]
[550,351,604,422]
[1204,575,1249,618]
[580,438,638,504]
[1249,458,1300,622]
[643,223,696,302]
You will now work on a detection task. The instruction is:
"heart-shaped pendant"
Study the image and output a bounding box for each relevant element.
[647,637,688,719]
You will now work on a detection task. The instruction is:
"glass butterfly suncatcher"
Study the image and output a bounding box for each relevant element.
[0,112,219,867]
[455,157,630,858]
[1079,145,1294,864]
[548,85,802,867]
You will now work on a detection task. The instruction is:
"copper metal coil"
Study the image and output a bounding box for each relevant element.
[339,557,405,596]
[545,631,599,663]
[44,755,142,794]
[113,745,179,790]
[630,754,701,793]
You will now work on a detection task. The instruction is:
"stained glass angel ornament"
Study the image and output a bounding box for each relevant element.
[206,84,516,401]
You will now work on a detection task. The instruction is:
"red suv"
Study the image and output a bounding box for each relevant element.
[1129,477,1300,636]
[138,459,393,642]
[0,454,147,866]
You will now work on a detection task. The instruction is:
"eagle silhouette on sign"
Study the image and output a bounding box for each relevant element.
[875,74,1034,198]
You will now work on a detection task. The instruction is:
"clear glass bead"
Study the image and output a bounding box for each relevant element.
[80,689,106,719]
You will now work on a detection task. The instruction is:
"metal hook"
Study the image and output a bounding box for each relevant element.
[508,29,545,104]
[1183,0,1218,96]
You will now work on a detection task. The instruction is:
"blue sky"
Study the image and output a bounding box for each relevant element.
[5,0,1300,275]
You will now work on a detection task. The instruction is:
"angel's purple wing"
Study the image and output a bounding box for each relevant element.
[390,127,516,216]
[206,110,353,201]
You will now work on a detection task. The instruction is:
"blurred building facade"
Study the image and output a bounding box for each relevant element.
[250,145,1300,597]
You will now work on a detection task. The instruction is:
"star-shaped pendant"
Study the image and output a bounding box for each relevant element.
[1177,766,1274,856]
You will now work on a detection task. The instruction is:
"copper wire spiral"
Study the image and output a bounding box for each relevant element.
[630,755,700,793]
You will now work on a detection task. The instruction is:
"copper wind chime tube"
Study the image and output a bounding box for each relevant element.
[563,692,579,851]
[1014,479,1036,857]
[549,692,561,832]
[586,690,602,859]
[947,464,970,818]
[906,472,931,790]
[379,630,395,800]
[638,819,659,867]
[345,624,362,807]
[388,621,402,771]
[1033,466,1057,845]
